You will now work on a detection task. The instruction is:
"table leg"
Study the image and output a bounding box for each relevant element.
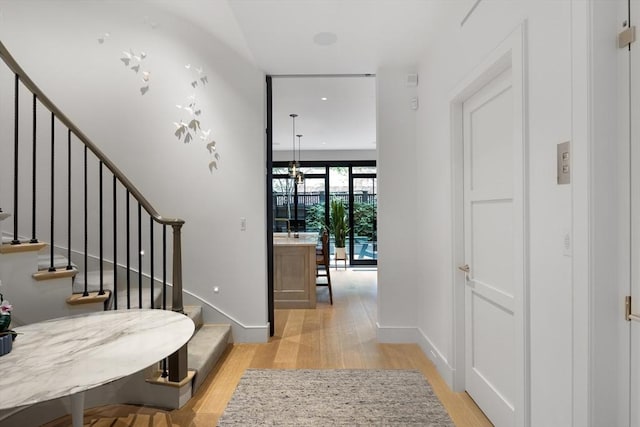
[70,392,85,427]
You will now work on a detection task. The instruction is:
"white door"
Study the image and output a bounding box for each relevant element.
[462,68,522,427]
[630,0,640,424]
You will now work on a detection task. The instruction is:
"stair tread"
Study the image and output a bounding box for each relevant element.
[73,269,115,294]
[37,253,76,271]
[187,324,231,393]
[183,305,203,328]
[109,285,164,310]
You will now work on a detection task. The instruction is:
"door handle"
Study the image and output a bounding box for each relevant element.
[458,264,470,273]
[626,296,640,322]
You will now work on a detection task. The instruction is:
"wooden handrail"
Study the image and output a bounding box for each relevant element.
[0,41,184,227]
[0,40,187,381]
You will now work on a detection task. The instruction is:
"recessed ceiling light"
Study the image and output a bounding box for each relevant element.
[321,97,328,101]
[313,32,337,46]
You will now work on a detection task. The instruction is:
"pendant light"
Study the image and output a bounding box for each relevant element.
[295,134,305,184]
[288,114,299,178]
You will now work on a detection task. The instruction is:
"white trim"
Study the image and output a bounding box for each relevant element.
[570,1,591,425]
[12,237,270,343]
[416,327,455,387]
[182,288,269,343]
[375,323,419,343]
[449,21,530,427]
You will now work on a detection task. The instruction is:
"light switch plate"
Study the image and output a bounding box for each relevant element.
[557,141,570,185]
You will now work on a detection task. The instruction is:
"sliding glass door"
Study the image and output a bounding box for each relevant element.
[271,162,376,267]
[350,168,377,265]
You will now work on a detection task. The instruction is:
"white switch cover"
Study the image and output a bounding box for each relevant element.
[240,217,247,231]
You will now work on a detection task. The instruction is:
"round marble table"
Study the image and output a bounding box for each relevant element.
[0,309,195,427]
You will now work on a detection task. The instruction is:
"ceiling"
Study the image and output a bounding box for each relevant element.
[272,76,376,152]
[227,0,438,152]
[154,0,442,152]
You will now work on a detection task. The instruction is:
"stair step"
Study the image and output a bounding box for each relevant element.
[73,270,115,294]
[66,290,111,305]
[37,253,76,271]
[0,241,47,254]
[183,305,203,329]
[188,324,231,393]
[32,267,78,281]
[110,285,163,310]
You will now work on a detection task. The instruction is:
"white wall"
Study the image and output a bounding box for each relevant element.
[0,0,269,341]
[409,1,592,425]
[376,66,419,338]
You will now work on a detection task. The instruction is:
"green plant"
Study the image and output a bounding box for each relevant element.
[329,199,350,248]
[304,203,325,232]
[352,202,376,240]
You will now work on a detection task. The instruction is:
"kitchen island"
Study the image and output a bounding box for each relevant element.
[273,232,318,309]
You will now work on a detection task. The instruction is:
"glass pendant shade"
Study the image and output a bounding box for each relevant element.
[289,113,299,178]
[295,133,304,184]
[288,160,299,178]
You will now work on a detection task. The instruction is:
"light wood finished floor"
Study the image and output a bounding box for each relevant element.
[46,269,492,427]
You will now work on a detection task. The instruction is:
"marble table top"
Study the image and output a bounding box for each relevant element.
[0,309,194,410]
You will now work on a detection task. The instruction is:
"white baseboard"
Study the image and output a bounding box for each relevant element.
[182,289,269,343]
[376,323,455,390]
[376,323,420,342]
[416,327,455,389]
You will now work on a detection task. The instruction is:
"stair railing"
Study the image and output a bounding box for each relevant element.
[0,41,188,383]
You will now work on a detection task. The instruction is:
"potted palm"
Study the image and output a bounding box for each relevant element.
[328,199,350,261]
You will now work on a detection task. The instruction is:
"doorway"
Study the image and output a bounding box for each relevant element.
[266,75,377,337]
[451,24,528,427]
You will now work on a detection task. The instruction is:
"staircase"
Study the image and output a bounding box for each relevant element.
[0,39,231,426]
[0,220,230,426]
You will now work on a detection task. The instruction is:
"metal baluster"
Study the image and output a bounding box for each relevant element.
[163,225,167,310]
[82,146,88,296]
[11,74,19,245]
[126,190,131,309]
[161,224,168,378]
[48,113,55,270]
[66,130,72,270]
[138,202,142,309]
[113,176,118,310]
[30,94,38,243]
[150,217,154,309]
[99,162,104,295]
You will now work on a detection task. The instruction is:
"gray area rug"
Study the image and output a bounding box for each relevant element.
[218,369,454,426]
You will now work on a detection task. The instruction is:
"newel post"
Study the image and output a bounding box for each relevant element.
[168,222,188,382]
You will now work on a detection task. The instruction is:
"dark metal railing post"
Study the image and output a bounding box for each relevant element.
[66,130,72,269]
[113,176,118,309]
[150,217,154,309]
[11,74,20,245]
[161,224,168,378]
[138,202,142,308]
[48,113,55,270]
[126,190,131,309]
[99,162,104,295]
[30,93,38,243]
[162,225,167,311]
[82,146,88,296]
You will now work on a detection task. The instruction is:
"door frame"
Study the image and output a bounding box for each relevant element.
[449,22,529,427]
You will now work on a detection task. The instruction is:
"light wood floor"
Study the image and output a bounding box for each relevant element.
[47,268,492,427]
